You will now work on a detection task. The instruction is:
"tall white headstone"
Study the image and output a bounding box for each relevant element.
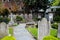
[0,22,8,38]
[38,18,50,40]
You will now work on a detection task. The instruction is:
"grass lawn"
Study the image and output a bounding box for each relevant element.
[50,29,57,37]
[9,27,13,36]
[27,27,38,39]
[50,29,60,40]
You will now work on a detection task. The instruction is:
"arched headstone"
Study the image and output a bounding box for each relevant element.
[0,22,8,38]
[29,14,32,21]
[38,18,50,40]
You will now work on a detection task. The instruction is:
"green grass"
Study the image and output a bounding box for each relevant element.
[50,29,57,37]
[50,29,60,40]
[27,27,38,39]
[9,27,13,35]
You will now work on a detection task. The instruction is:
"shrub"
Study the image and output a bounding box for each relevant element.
[43,36,58,40]
[1,36,16,40]
[3,17,10,24]
[33,17,39,21]
[51,22,58,29]
[53,16,60,23]
[16,16,23,21]
[0,17,4,23]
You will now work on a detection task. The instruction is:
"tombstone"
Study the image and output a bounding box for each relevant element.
[28,14,32,21]
[38,18,50,40]
[57,23,60,38]
[9,13,14,25]
[20,14,24,17]
[0,22,8,38]
[24,14,28,22]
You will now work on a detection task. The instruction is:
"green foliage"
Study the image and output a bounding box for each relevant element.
[27,27,38,39]
[1,36,16,40]
[9,27,13,35]
[16,16,23,21]
[3,17,10,24]
[52,0,60,6]
[2,9,10,17]
[51,22,58,29]
[53,15,60,23]
[0,17,4,23]
[33,17,39,21]
[50,29,57,37]
[0,17,10,23]
[43,36,58,40]
[23,0,36,5]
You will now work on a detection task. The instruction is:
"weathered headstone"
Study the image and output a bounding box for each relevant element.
[38,18,50,40]
[29,14,32,21]
[25,14,29,22]
[0,22,8,38]
[57,23,60,38]
[20,14,24,17]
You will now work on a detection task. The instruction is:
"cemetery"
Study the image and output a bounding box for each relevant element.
[0,0,60,40]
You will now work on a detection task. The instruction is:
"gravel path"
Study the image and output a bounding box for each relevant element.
[14,23,35,40]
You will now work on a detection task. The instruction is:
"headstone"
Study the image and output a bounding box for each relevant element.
[9,13,14,25]
[29,14,32,21]
[49,13,53,22]
[57,23,60,38]
[38,18,50,40]
[20,14,24,17]
[25,14,29,22]
[0,22,8,38]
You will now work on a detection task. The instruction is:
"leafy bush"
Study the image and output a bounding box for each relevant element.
[1,36,16,40]
[43,36,58,40]
[3,18,10,24]
[16,16,23,21]
[0,17,10,24]
[53,16,60,23]
[0,17,4,23]
[51,22,58,29]
[2,9,9,17]
[33,17,39,21]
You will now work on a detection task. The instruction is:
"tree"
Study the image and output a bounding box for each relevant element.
[52,0,60,6]
[23,0,48,13]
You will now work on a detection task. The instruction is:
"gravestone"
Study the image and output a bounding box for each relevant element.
[0,22,8,38]
[38,18,50,40]
[25,14,28,22]
[29,14,32,21]
[20,14,24,17]
[57,23,60,38]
